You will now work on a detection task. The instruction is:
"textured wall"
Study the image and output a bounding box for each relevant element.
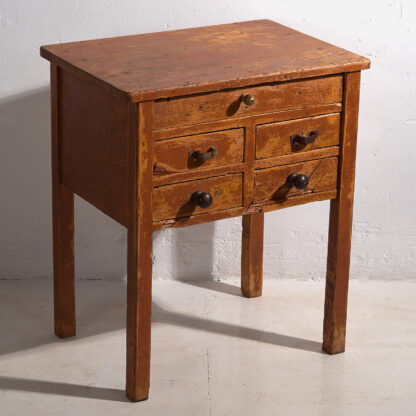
[1,0,415,280]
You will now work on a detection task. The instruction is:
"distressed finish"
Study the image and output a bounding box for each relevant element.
[40,19,369,101]
[153,75,342,129]
[241,213,264,297]
[51,64,76,338]
[126,102,154,401]
[153,129,244,175]
[153,174,243,221]
[256,113,341,159]
[41,20,369,401]
[254,157,338,203]
[60,68,129,226]
[323,72,362,355]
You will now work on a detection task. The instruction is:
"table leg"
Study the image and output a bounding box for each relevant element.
[51,64,76,338]
[126,101,154,401]
[241,212,264,297]
[52,184,75,338]
[323,71,361,354]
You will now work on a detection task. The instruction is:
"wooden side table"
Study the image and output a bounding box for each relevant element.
[40,20,370,401]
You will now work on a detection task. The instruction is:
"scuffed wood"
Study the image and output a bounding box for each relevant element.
[154,76,342,129]
[256,113,340,159]
[51,64,76,338]
[42,20,370,403]
[323,72,362,355]
[243,122,256,207]
[254,157,338,203]
[126,101,154,401]
[153,162,245,187]
[153,129,243,175]
[153,103,342,140]
[153,174,243,221]
[261,189,337,213]
[254,146,339,170]
[241,213,264,297]
[41,20,370,102]
[60,68,129,226]
[153,189,337,231]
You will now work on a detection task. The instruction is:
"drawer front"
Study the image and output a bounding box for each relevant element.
[256,113,340,160]
[153,129,244,176]
[154,75,342,129]
[253,157,338,203]
[153,174,242,221]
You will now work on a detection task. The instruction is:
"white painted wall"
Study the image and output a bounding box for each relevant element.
[1,0,415,281]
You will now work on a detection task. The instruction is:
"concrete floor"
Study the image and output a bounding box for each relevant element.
[0,278,415,415]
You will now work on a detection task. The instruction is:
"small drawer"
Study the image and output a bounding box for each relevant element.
[253,157,338,203]
[256,113,340,160]
[153,174,242,221]
[154,75,342,129]
[153,129,244,176]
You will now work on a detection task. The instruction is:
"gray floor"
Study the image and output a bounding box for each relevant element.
[0,278,415,415]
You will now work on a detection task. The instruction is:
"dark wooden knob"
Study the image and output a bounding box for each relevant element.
[191,191,213,208]
[287,173,309,190]
[240,94,255,106]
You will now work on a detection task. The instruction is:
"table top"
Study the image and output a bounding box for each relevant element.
[41,19,370,102]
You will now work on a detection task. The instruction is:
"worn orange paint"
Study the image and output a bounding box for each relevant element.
[42,20,369,401]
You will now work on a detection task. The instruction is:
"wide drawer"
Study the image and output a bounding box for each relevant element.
[253,157,338,203]
[256,113,340,160]
[154,75,342,129]
[153,129,244,176]
[153,174,243,221]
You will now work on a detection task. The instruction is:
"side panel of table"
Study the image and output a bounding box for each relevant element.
[59,69,129,226]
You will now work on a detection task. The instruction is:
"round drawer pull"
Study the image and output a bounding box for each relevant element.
[240,94,255,106]
[287,173,309,190]
[191,191,213,208]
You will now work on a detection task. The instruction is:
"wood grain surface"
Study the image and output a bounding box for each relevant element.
[323,72,361,355]
[41,20,370,101]
[51,64,76,339]
[59,68,129,226]
[256,113,340,159]
[126,102,154,402]
[153,75,342,129]
[153,174,243,221]
[254,157,338,203]
[254,146,339,170]
[43,19,371,403]
[241,213,264,298]
[153,189,338,231]
[153,103,342,141]
[153,129,244,176]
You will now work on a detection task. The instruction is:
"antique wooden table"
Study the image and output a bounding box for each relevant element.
[41,20,370,401]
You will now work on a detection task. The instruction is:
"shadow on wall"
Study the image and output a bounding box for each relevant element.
[0,88,52,278]
[0,87,218,280]
[0,87,125,279]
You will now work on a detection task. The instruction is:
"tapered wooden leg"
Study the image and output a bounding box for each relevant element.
[51,64,76,338]
[241,212,264,297]
[126,101,154,401]
[323,71,361,354]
